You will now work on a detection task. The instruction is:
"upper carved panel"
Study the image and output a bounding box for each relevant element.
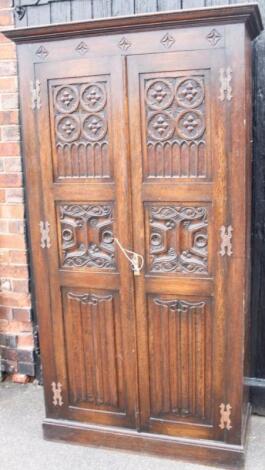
[51,78,111,180]
[58,203,116,270]
[146,205,208,274]
[143,74,208,179]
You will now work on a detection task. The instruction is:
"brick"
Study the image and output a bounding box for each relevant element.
[0,291,30,309]
[1,347,17,361]
[4,157,22,172]
[17,333,34,349]
[0,204,24,218]
[11,373,29,383]
[9,251,28,265]
[0,251,10,264]
[1,359,17,373]
[0,189,5,201]
[0,320,32,334]
[17,361,34,376]
[0,142,20,156]
[0,76,17,92]
[8,219,25,234]
[0,333,17,348]
[0,318,8,329]
[0,10,13,27]
[0,33,11,43]
[0,157,3,171]
[0,1,14,10]
[0,278,12,291]
[0,265,29,278]
[17,349,34,363]
[0,44,16,60]
[12,308,31,322]
[0,173,22,187]
[0,232,26,250]
[0,60,16,77]
[0,219,8,232]
[0,306,12,320]
[0,110,19,125]
[0,92,19,110]
[1,125,20,141]
[12,279,30,294]
[5,187,24,202]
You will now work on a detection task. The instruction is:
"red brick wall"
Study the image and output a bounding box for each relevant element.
[0,1,34,380]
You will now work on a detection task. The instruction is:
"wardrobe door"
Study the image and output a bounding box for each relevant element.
[34,56,138,428]
[127,50,228,440]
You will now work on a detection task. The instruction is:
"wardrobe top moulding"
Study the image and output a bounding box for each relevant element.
[4,4,263,44]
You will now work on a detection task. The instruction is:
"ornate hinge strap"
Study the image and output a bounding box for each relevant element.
[30,79,41,110]
[219,67,232,102]
[219,225,233,257]
[51,382,63,407]
[40,221,51,249]
[219,403,232,430]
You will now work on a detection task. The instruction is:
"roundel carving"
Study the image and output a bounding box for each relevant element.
[145,79,174,110]
[56,114,80,143]
[54,85,79,113]
[80,83,106,112]
[82,114,107,141]
[175,78,204,109]
[148,112,175,141]
[176,110,205,140]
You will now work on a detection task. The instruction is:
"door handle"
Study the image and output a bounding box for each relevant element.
[114,238,144,276]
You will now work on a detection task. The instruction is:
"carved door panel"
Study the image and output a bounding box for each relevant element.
[35,57,138,427]
[127,50,228,439]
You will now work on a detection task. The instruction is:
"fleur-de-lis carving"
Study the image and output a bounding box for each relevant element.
[75,41,89,55]
[118,37,132,51]
[161,33,175,49]
[207,28,222,46]
[35,45,49,59]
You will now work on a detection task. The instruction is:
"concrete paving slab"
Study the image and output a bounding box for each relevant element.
[0,382,264,470]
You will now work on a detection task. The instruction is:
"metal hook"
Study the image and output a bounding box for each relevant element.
[114,238,144,276]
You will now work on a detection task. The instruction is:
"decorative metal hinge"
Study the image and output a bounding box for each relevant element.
[220,225,233,257]
[51,382,63,407]
[30,79,41,110]
[219,403,232,430]
[219,67,232,102]
[40,221,51,249]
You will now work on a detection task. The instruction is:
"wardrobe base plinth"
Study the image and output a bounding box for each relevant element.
[43,418,247,469]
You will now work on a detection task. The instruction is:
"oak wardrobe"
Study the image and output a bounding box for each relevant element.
[4,4,262,467]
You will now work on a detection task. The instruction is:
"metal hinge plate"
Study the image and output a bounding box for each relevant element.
[219,67,232,102]
[40,221,51,249]
[219,403,232,430]
[220,225,233,257]
[30,79,41,110]
[51,382,63,407]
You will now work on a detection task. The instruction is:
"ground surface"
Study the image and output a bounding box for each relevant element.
[0,382,265,470]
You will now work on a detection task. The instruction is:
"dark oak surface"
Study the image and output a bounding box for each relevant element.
[11,1,265,417]
[3,4,262,467]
